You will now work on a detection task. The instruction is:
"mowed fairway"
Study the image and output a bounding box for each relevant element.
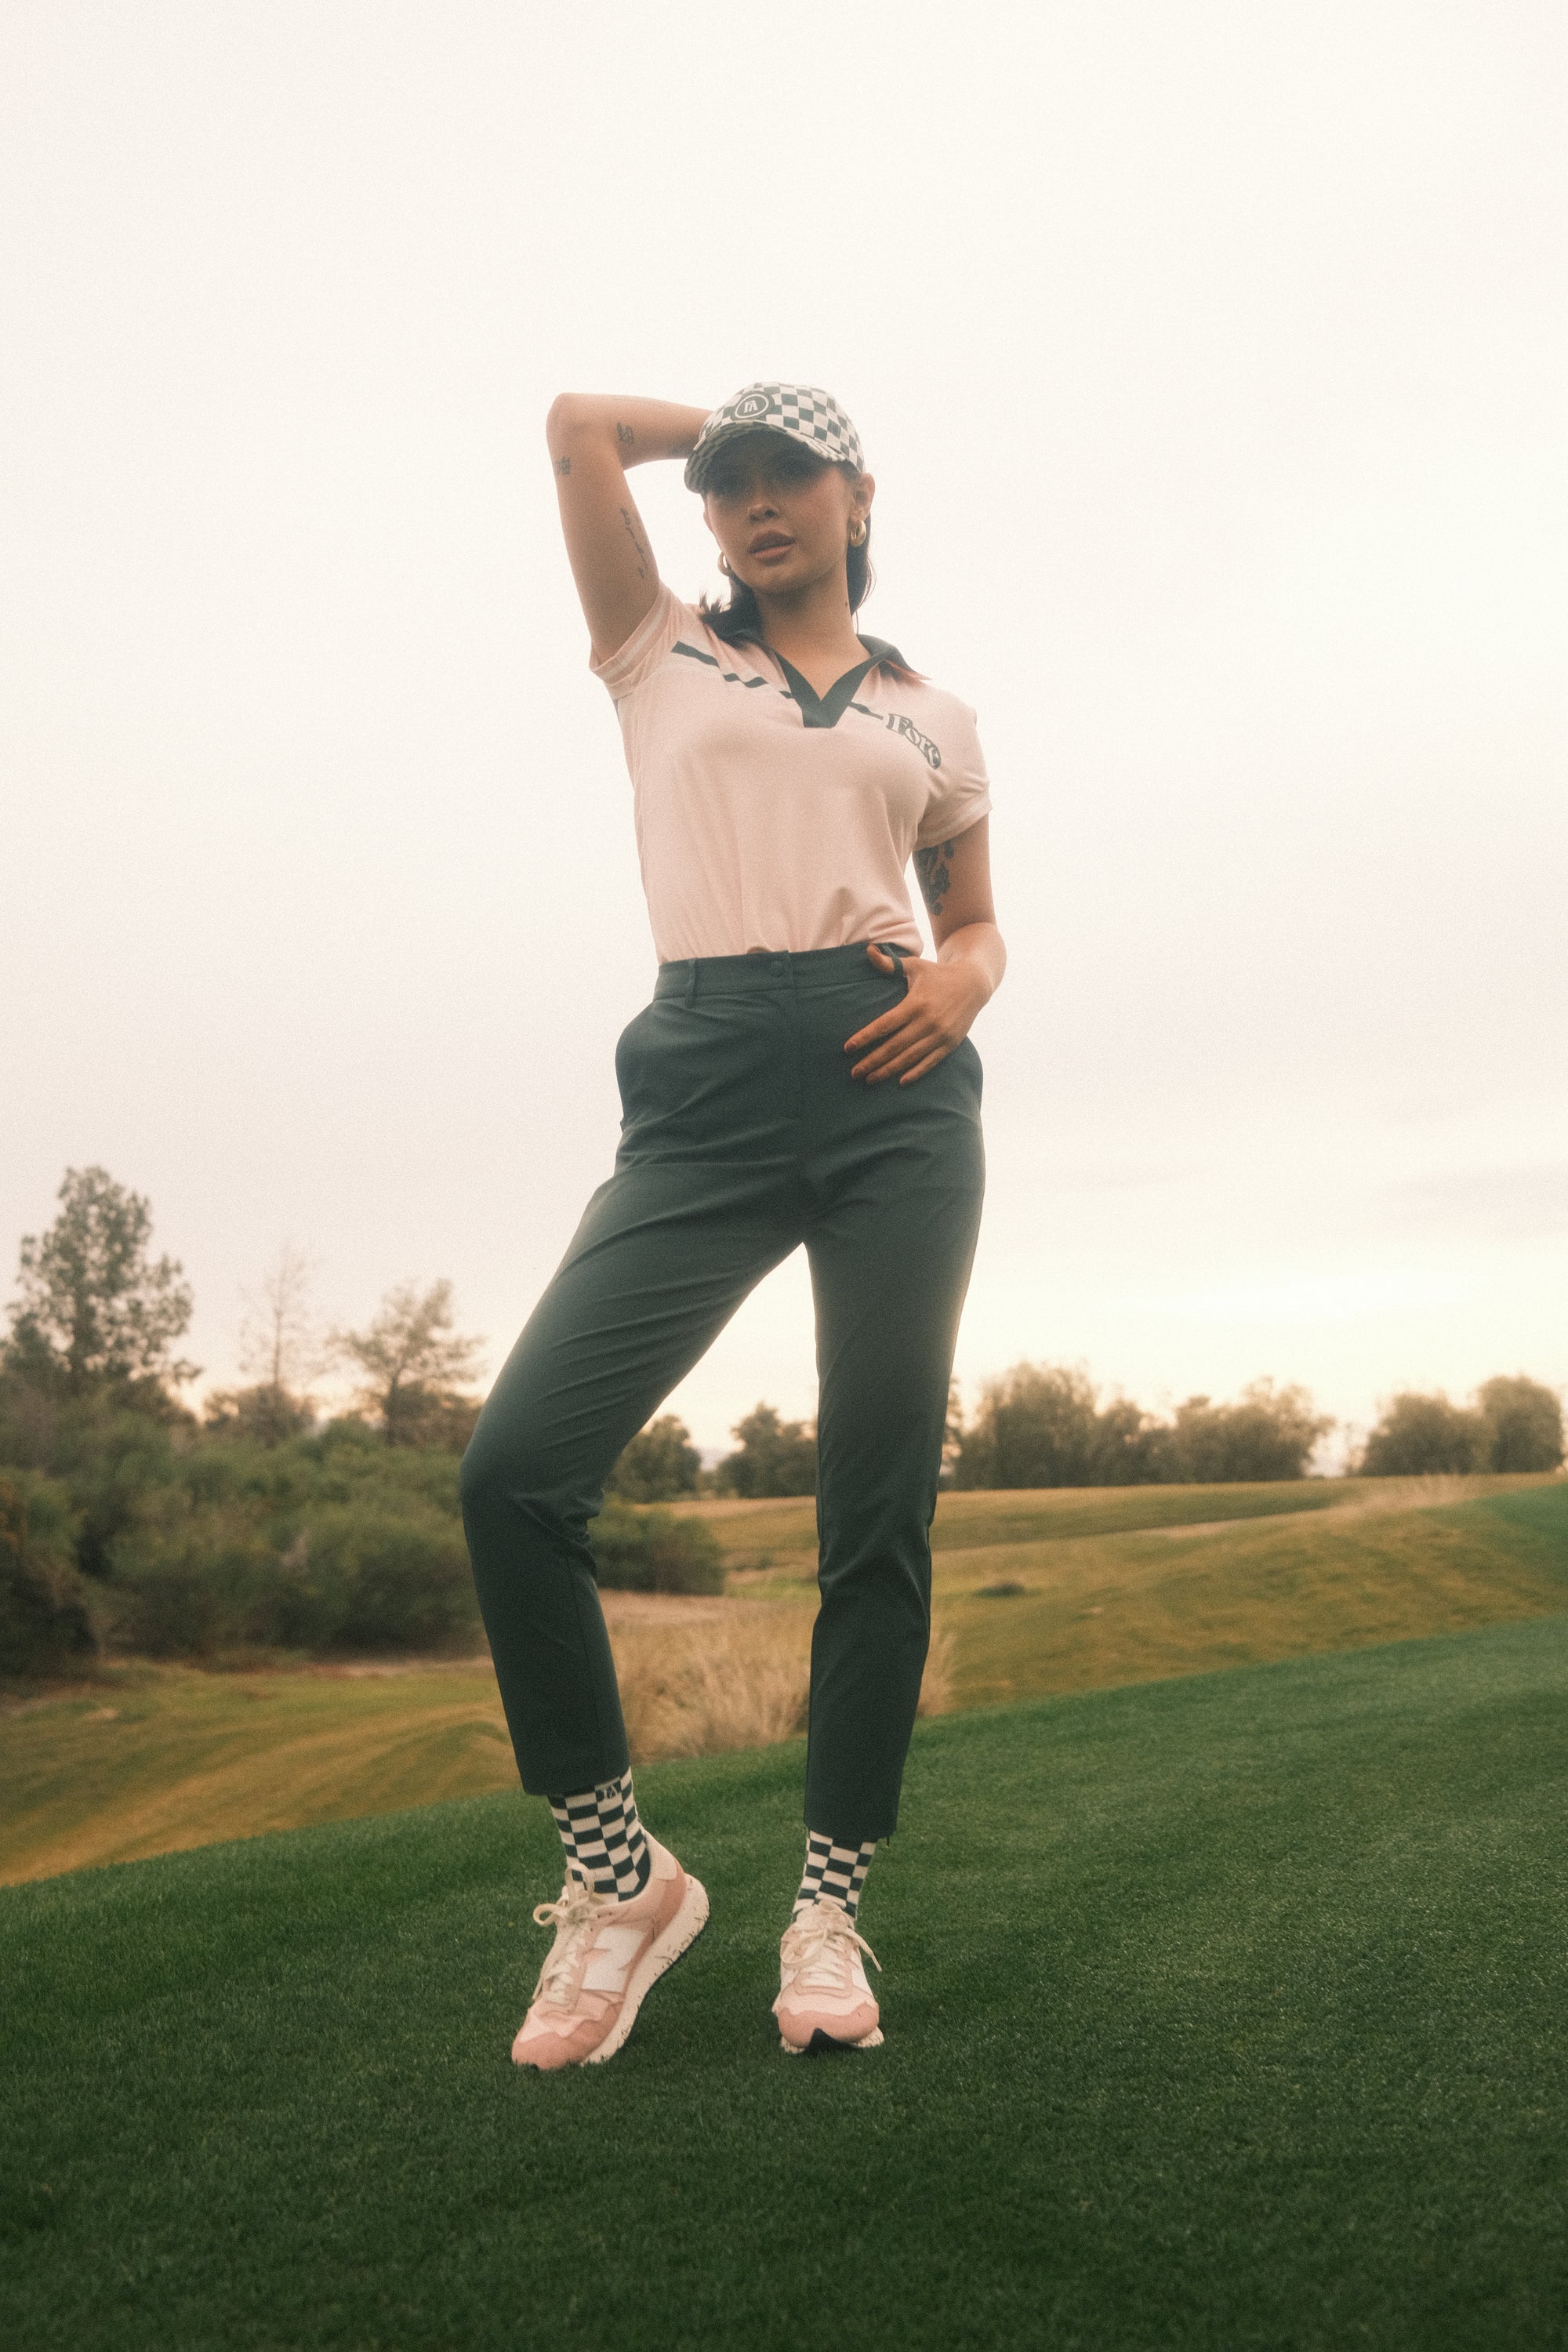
[4,1620,1566,2351]
[4,1476,1566,1885]
[712,1474,1568,1707]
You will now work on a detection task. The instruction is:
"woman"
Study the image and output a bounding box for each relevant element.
[460,383,1005,2068]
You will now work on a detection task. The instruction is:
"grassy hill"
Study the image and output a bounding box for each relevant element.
[710,1474,1568,1705]
[3,1619,1566,2350]
[4,1475,1564,1886]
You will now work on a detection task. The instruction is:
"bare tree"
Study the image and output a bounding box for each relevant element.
[238,1243,330,1397]
[205,1243,332,1445]
[332,1279,486,1447]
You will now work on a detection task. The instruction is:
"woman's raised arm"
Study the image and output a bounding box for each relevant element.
[545,394,711,665]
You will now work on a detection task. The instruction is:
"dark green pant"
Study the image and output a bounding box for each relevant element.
[460,942,985,1842]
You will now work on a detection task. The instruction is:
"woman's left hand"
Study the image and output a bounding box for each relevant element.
[844,944,992,1085]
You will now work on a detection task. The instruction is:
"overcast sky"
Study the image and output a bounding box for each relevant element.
[3,1,1565,1463]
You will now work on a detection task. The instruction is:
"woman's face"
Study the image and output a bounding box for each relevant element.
[701,434,873,601]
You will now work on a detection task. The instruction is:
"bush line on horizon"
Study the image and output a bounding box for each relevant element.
[2,1164,1562,1681]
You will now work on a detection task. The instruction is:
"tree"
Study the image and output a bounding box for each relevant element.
[332,1280,485,1449]
[713,1403,818,1497]
[239,1241,328,1398]
[1359,1392,1487,1475]
[1162,1381,1332,1483]
[4,1167,196,1396]
[606,1414,703,1503]
[951,1362,1164,1489]
[949,1363,1329,1488]
[205,1243,331,1446]
[1476,1375,1564,1473]
[952,1363,1099,1488]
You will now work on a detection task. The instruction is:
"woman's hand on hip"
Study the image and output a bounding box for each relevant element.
[844,944,993,1085]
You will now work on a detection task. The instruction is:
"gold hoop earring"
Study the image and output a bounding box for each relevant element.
[717,553,733,576]
[848,520,868,547]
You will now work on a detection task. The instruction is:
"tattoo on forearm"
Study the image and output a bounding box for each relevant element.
[554,455,571,477]
[914,841,955,917]
[616,421,634,447]
[619,505,652,579]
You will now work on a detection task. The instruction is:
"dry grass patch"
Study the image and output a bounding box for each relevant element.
[607,1599,955,1761]
[611,1606,809,1761]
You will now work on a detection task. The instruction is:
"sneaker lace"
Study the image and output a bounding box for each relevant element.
[781,1898,881,1991]
[529,1878,609,2009]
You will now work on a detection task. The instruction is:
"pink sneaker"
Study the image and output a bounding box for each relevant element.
[773,1896,884,2055]
[511,1835,709,2071]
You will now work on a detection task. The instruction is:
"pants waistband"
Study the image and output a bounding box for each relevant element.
[653,940,916,1003]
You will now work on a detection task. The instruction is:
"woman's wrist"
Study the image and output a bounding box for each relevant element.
[937,924,1006,1007]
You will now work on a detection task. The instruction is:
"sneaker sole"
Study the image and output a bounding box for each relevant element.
[581,1871,710,2067]
[779,2024,884,2056]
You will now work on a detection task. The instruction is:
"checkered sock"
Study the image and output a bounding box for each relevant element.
[793,1831,876,1923]
[546,1770,651,1900]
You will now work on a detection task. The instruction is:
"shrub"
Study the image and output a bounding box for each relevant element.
[303,1504,479,1652]
[106,1488,279,1657]
[0,1469,100,1676]
[202,1383,316,1446]
[104,1486,481,1657]
[588,1505,724,1595]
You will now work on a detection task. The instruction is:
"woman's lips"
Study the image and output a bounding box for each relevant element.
[749,536,794,558]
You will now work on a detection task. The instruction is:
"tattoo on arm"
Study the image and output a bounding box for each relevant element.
[554,455,571,477]
[914,841,955,917]
[619,505,652,580]
[616,421,634,447]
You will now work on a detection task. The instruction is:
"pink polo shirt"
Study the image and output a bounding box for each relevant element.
[590,585,992,963]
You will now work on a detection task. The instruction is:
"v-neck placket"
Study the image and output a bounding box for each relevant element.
[731,630,907,731]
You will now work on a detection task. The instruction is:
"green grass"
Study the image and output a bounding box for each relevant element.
[939,1475,1568,1708]
[4,1619,1567,2350]
[684,1475,1363,1566]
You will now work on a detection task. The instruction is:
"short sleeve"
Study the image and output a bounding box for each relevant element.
[913,699,992,850]
[589,583,696,701]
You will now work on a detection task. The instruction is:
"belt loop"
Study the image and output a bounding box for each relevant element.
[686,958,699,1008]
[873,939,909,988]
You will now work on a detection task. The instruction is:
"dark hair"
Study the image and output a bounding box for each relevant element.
[697,462,922,685]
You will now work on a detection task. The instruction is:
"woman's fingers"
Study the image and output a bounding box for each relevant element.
[845,948,986,1085]
[895,1045,953,1085]
[848,1007,924,1076]
[851,1015,956,1082]
[843,1004,911,1055]
[862,1036,953,1083]
[864,941,927,980]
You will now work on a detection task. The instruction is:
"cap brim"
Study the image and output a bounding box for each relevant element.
[684,419,833,493]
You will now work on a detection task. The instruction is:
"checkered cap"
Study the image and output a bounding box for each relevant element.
[684,383,864,492]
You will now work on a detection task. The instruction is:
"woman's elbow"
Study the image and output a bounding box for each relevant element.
[546,391,592,451]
